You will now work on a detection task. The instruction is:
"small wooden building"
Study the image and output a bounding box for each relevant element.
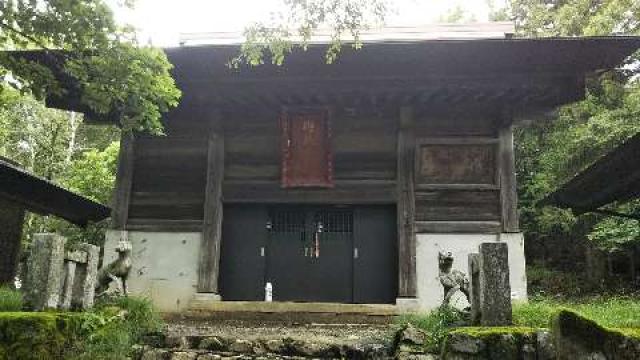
[0,158,110,284]
[73,29,639,312]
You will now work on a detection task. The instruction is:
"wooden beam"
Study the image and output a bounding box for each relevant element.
[223,180,396,204]
[197,121,225,294]
[111,132,135,230]
[397,106,417,298]
[499,124,519,232]
[416,221,501,234]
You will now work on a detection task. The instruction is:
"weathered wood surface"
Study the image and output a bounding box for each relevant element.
[396,106,417,298]
[415,190,500,222]
[0,198,25,284]
[499,124,519,232]
[416,220,502,233]
[111,132,135,230]
[128,135,207,222]
[198,128,225,294]
[223,180,395,204]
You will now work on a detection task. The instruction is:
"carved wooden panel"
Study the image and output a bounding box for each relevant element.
[281,109,334,188]
[417,144,496,184]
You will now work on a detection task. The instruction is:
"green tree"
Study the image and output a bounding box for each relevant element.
[508,0,640,252]
[0,0,181,134]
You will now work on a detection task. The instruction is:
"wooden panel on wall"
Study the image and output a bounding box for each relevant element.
[416,143,497,185]
[129,136,208,222]
[415,189,500,222]
[224,112,397,183]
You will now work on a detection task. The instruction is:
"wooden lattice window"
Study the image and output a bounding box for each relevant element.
[281,108,333,188]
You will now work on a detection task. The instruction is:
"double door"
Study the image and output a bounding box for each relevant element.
[219,204,397,303]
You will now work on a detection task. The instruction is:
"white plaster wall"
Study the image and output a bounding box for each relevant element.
[415,232,527,311]
[103,230,201,312]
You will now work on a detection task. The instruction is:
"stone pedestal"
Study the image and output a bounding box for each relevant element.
[25,233,66,310]
[478,242,512,326]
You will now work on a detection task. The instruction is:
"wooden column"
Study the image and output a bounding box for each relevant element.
[197,120,225,294]
[0,198,25,285]
[111,132,135,230]
[499,124,519,233]
[396,106,417,298]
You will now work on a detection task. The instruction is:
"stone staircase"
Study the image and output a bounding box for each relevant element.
[135,301,413,359]
[136,323,395,359]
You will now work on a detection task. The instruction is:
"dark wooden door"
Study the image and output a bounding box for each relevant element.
[219,205,268,300]
[353,206,398,303]
[266,206,353,302]
[219,204,396,303]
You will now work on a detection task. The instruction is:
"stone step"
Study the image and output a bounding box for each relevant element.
[137,334,393,359]
[183,301,397,325]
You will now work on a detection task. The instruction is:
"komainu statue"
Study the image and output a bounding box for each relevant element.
[96,240,132,297]
[438,251,471,312]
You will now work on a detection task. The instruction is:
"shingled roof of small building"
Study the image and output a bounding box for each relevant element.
[0,157,111,226]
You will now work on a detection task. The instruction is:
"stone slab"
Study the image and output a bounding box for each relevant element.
[478,242,512,326]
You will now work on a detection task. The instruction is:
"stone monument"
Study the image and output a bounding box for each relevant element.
[25,233,99,310]
[468,242,512,326]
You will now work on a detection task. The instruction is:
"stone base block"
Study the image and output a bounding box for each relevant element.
[193,293,222,302]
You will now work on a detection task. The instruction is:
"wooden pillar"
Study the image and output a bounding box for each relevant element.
[396,106,417,298]
[499,124,519,233]
[111,132,135,230]
[0,198,25,285]
[197,117,225,294]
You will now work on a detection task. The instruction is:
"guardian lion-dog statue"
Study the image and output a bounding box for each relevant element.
[96,240,132,297]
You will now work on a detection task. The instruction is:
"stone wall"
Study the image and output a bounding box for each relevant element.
[103,230,202,312]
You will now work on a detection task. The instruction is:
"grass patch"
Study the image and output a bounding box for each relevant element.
[68,296,164,360]
[513,296,640,328]
[396,306,465,353]
[0,286,23,312]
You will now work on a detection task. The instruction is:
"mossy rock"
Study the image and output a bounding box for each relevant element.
[0,312,83,359]
[442,327,537,360]
[554,310,640,360]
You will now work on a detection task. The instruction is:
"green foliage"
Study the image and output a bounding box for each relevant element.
[0,312,83,359]
[0,86,120,248]
[588,201,640,251]
[0,286,23,312]
[0,0,181,133]
[511,0,640,37]
[69,296,163,360]
[234,0,388,66]
[396,306,465,353]
[509,0,640,251]
[513,296,640,329]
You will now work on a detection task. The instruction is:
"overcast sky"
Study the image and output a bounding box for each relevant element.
[111,0,506,46]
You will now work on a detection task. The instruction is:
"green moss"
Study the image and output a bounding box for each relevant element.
[0,312,83,359]
[449,326,538,338]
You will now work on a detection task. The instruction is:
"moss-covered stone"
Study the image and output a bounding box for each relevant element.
[0,312,83,359]
[442,327,538,360]
[554,310,640,360]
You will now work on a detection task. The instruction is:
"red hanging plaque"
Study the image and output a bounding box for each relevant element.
[281,109,334,188]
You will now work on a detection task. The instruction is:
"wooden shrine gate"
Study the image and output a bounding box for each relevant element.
[219,204,397,303]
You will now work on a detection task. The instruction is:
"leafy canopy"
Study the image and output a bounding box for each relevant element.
[508,0,640,251]
[234,0,388,66]
[0,0,181,134]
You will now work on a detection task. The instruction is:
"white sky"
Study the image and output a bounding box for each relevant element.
[112,0,506,46]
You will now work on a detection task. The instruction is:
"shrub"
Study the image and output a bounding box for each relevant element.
[68,296,164,359]
[0,286,23,312]
[396,306,465,353]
